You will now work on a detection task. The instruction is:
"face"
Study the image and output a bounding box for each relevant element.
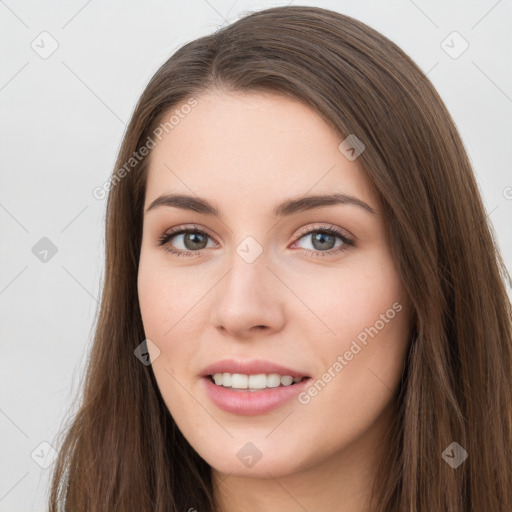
[137,89,412,481]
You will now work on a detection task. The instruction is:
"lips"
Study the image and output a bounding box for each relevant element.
[199,359,312,415]
[202,373,311,415]
[200,359,310,378]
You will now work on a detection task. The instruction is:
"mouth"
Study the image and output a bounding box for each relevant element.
[199,359,312,414]
[207,372,310,392]
[201,371,312,415]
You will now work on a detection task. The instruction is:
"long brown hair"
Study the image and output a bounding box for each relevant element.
[48,5,512,511]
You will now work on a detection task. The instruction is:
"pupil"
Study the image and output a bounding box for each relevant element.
[185,232,207,250]
[313,232,335,250]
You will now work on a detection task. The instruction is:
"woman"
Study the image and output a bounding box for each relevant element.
[49,5,512,511]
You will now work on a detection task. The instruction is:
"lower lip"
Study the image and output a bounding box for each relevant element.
[202,376,311,416]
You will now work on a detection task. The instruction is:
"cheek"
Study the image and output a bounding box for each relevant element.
[300,252,410,406]
[137,250,196,340]
[137,252,205,379]
[137,265,169,341]
[137,259,200,429]
[292,249,406,344]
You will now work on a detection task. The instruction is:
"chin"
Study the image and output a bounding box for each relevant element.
[195,437,310,479]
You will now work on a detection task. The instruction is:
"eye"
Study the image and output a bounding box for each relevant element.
[156,224,217,258]
[291,224,354,258]
[155,223,355,258]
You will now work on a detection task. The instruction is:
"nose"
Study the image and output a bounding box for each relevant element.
[210,250,286,340]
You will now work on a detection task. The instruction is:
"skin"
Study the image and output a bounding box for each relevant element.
[137,89,413,512]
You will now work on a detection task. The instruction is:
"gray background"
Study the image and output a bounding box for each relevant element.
[1,1,511,510]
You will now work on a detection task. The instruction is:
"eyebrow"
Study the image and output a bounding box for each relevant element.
[145,192,376,217]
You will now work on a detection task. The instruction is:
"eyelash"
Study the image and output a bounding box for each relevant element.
[155,223,355,259]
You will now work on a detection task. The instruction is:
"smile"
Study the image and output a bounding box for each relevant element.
[210,372,305,390]
[202,374,311,415]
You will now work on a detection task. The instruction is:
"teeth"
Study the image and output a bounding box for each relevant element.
[249,374,268,389]
[281,375,294,386]
[231,373,248,389]
[222,372,232,387]
[211,372,305,390]
[266,374,281,388]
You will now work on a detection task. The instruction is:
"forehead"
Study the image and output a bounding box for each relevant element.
[145,90,376,211]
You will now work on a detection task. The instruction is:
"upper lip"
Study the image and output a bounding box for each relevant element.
[200,359,310,378]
